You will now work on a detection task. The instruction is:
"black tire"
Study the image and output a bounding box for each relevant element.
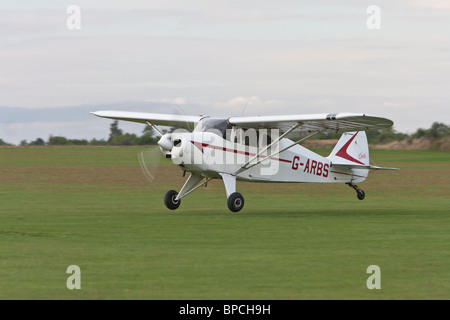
[357,190,366,201]
[164,190,181,210]
[227,192,245,212]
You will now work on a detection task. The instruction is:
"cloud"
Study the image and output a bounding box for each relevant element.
[311,99,335,107]
[218,96,283,108]
[382,101,417,108]
[158,97,187,105]
[178,8,299,26]
[410,0,450,10]
[211,96,288,117]
[0,9,64,37]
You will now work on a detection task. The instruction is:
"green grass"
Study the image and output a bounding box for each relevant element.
[0,146,449,299]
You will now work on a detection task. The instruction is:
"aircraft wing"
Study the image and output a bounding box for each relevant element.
[228,113,394,138]
[91,110,202,130]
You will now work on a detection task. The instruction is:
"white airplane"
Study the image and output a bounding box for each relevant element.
[92,110,398,212]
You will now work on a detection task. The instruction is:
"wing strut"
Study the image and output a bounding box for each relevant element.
[235,131,318,175]
[234,122,301,175]
[175,173,213,201]
[271,131,318,158]
[146,121,164,137]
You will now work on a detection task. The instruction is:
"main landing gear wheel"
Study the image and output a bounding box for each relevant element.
[357,190,366,201]
[227,192,245,212]
[346,183,366,201]
[164,190,181,210]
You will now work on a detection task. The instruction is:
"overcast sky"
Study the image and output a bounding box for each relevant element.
[1,0,449,144]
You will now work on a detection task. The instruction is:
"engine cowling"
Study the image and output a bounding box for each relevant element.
[157,133,172,151]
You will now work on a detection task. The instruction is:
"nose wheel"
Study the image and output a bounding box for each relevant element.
[346,183,366,200]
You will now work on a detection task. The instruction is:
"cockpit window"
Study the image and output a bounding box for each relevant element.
[198,118,232,139]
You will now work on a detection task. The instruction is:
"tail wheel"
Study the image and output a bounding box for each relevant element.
[346,183,366,201]
[164,190,181,210]
[227,192,245,212]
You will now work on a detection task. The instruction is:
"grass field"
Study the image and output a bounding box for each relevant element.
[0,146,449,299]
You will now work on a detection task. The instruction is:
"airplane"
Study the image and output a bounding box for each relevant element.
[91,110,398,212]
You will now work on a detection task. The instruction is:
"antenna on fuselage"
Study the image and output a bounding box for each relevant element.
[241,96,251,117]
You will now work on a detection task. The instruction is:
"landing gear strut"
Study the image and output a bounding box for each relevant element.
[346,183,366,200]
[164,172,246,212]
[163,173,213,211]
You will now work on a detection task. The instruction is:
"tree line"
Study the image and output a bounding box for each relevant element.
[317,122,449,144]
[1,121,448,147]
[1,121,160,147]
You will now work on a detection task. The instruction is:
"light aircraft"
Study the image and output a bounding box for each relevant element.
[91,110,398,212]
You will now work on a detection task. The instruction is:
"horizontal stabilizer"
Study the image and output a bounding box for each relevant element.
[332,164,399,171]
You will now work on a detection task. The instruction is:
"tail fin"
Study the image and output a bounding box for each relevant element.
[328,131,369,166]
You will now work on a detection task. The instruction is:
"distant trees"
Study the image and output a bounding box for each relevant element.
[108,120,123,143]
[15,120,159,146]
[412,122,449,139]
[107,120,159,146]
[316,127,409,143]
[0,139,12,146]
[48,136,90,146]
[317,122,449,144]
[365,127,410,144]
[29,138,45,146]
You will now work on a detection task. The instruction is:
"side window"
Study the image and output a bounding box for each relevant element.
[232,128,273,147]
[259,131,272,147]
[245,135,251,146]
[234,128,258,147]
[223,122,233,139]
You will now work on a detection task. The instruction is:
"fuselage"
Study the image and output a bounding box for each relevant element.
[167,118,368,184]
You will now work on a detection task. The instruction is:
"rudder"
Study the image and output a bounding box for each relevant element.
[328,131,369,166]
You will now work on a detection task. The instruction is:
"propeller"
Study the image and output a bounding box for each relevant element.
[137,104,193,183]
[138,146,163,183]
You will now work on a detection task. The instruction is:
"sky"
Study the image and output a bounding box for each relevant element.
[1,0,449,144]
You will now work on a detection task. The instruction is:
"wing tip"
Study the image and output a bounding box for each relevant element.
[90,111,103,117]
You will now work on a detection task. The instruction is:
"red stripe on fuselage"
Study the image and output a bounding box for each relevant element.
[189,140,292,163]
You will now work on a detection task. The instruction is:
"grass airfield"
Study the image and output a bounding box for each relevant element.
[0,146,449,299]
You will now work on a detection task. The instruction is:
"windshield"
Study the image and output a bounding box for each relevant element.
[195,118,232,139]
